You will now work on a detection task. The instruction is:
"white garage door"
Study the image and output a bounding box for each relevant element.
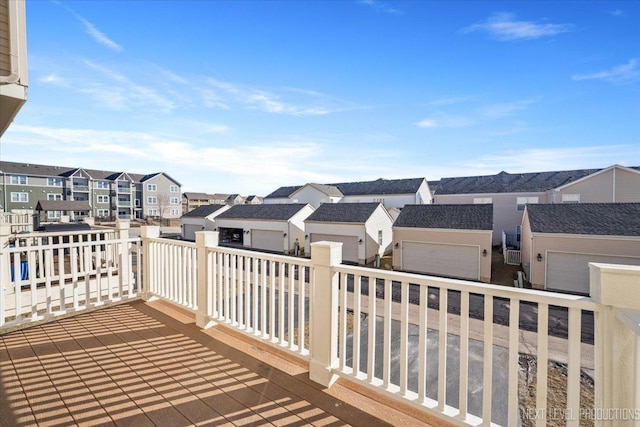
[311,234,359,263]
[183,224,202,241]
[251,229,283,252]
[547,252,640,295]
[401,241,480,280]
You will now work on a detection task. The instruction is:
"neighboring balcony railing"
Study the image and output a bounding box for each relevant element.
[2,224,640,426]
[117,186,131,193]
[72,184,90,191]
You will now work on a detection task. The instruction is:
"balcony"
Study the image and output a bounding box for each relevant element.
[1,222,639,426]
[117,185,131,193]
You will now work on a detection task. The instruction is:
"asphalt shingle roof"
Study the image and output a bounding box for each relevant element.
[305,202,381,223]
[36,200,92,212]
[526,203,640,236]
[432,168,604,195]
[393,204,493,230]
[265,177,425,199]
[182,204,228,218]
[216,204,310,221]
[264,185,302,199]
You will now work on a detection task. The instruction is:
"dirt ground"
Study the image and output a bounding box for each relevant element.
[490,247,523,286]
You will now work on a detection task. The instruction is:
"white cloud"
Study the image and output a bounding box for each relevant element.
[360,0,403,15]
[462,12,573,41]
[609,9,625,17]
[572,59,639,84]
[39,74,67,86]
[416,119,438,128]
[204,78,359,116]
[55,2,123,52]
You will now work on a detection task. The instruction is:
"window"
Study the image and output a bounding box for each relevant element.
[47,211,61,219]
[47,193,63,201]
[516,196,539,211]
[170,197,179,204]
[135,199,141,207]
[473,197,492,204]
[378,230,383,246]
[147,184,157,191]
[11,192,28,202]
[170,209,179,216]
[170,185,179,193]
[97,209,110,217]
[374,198,385,204]
[562,194,580,203]
[148,196,157,204]
[10,175,27,185]
[48,177,63,187]
[97,195,109,203]
[148,209,158,216]
[96,181,110,189]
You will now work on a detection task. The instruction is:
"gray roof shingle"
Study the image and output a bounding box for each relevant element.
[36,200,92,212]
[264,185,302,199]
[394,204,493,230]
[216,204,310,221]
[182,204,228,218]
[265,177,426,199]
[433,168,604,195]
[305,203,382,223]
[526,203,640,236]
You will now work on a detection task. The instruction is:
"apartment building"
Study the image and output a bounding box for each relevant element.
[0,161,182,221]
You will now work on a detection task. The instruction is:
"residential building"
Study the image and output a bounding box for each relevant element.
[264,177,432,209]
[180,204,231,241]
[432,164,640,245]
[521,203,640,295]
[304,202,393,265]
[0,0,28,136]
[392,204,493,282]
[0,161,182,220]
[244,195,263,204]
[182,192,249,213]
[214,203,314,254]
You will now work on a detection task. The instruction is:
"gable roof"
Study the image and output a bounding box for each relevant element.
[394,204,493,230]
[292,183,343,198]
[305,202,382,223]
[264,185,302,199]
[332,177,426,196]
[183,192,213,200]
[525,203,640,237]
[216,204,311,221]
[433,168,604,195]
[181,204,228,218]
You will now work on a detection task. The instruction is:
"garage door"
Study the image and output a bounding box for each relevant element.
[401,241,480,280]
[251,229,283,253]
[547,252,640,295]
[311,234,359,263]
[183,224,202,241]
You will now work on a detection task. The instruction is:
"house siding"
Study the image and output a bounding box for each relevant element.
[554,168,615,203]
[615,168,640,202]
[290,186,340,208]
[392,227,492,282]
[364,206,394,261]
[341,194,416,209]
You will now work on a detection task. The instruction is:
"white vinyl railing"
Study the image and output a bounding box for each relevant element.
[0,221,139,328]
[3,225,640,427]
[0,212,32,234]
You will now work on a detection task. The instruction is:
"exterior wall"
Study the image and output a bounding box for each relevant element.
[416,180,433,204]
[340,193,417,210]
[523,233,640,288]
[288,205,314,253]
[290,186,341,208]
[215,218,288,252]
[304,222,366,263]
[435,191,548,245]
[392,227,492,282]
[554,168,615,203]
[142,175,182,219]
[364,205,394,260]
[263,197,291,205]
[614,168,640,202]
[520,210,533,281]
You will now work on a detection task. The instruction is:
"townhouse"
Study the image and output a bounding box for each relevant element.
[432,164,640,245]
[0,161,182,221]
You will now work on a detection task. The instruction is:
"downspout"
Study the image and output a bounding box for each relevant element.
[0,0,21,84]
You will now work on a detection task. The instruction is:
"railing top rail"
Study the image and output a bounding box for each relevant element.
[147,237,197,249]
[206,244,313,266]
[2,236,141,254]
[334,264,599,310]
[8,227,119,239]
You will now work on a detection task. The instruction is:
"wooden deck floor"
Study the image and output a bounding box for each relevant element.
[0,300,447,427]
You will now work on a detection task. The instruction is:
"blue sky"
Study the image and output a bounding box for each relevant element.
[2,1,639,195]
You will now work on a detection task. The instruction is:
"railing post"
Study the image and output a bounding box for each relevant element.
[116,220,131,293]
[195,231,218,329]
[140,225,160,301]
[0,223,11,296]
[590,263,640,426]
[309,241,342,388]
